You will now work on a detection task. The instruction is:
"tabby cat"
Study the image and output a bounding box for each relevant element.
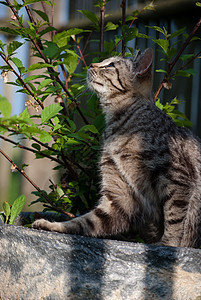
[33,48,201,248]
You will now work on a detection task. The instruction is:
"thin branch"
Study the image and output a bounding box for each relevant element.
[0,147,75,218]
[24,2,36,25]
[0,53,44,109]
[100,0,105,53]
[75,40,87,67]
[77,30,94,66]
[0,125,89,176]
[0,134,63,165]
[121,0,126,56]
[154,17,201,101]
[6,0,88,124]
[111,2,153,54]
[60,148,78,180]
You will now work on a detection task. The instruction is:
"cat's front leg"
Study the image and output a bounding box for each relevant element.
[32,153,135,237]
[32,214,95,235]
[33,218,67,232]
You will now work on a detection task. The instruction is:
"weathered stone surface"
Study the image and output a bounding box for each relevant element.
[0,224,201,300]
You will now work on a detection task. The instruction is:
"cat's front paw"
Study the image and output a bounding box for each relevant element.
[32,219,53,231]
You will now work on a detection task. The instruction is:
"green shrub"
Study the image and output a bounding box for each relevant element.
[0,0,200,218]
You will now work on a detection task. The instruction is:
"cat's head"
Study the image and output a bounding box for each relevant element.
[87,48,153,111]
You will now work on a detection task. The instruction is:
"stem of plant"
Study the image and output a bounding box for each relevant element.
[0,134,64,165]
[0,147,75,218]
[6,0,88,124]
[121,0,126,56]
[154,17,201,101]
[100,0,106,53]
[0,53,44,109]
[77,30,94,66]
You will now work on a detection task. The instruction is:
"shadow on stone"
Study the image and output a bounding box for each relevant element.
[0,224,201,300]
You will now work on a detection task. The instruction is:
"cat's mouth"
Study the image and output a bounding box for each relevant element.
[87,68,104,93]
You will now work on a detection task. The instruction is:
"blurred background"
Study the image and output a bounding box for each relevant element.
[0,0,200,211]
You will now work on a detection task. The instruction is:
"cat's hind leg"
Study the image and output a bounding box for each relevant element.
[161,185,201,247]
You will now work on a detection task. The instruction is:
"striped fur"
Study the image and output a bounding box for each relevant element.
[33,49,201,247]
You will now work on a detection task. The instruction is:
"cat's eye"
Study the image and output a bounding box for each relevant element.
[107,62,115,68]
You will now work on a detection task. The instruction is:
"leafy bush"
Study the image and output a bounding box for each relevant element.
[0,0,200,219]
[0,195,26,224]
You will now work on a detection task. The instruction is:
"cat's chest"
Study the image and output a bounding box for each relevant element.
[103,132,143,158]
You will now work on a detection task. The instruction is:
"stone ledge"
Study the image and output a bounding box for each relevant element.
[0,224,201,300]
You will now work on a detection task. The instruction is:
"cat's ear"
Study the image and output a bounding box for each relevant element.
[136,48,153,77]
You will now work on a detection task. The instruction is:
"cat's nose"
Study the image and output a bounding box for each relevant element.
[89,63,99,68]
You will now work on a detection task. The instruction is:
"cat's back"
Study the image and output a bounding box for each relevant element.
[104,98,201,176]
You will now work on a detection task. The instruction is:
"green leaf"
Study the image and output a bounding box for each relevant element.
[23,0,52,6]
[9,195,26,225]
[167,47,177,60]
[155,69,168,74]
[38,26,57,37]
[11,57,25,74]
[152,39,169,53]
[169,27,185,39]
[79,125,99,134]
[180,54,194,63]
[23,0,45,4]
[63,50,78,74]
[41,103,63,123]
[32,8,49,22]
[53,28,88,48]
[2,201,10,223]
[37,78,53,90]
[0,95,11,117]
[24,74,46,83]
[43,41,59,59]
[11,57,23,69]
[78,10,99,23]
[18,107,32,124]
[7,41,23,56]
[122,25,138,41]
[196,2,201,7]
[147,25,166,35]
[32,143,41,151]
[0,27,19,35]
[104,40,115,53]
[39,131,52,143]
[52,116,62,132]
[155,99,164,110]
[26,63,53,73]
[127,47,134,56]
[185,68,196,76]
[67,118,76,132]
[53,31,70,48]
[104,22,118,31]
[175,70,191,77]
[0,1,9,7]
[66,28,89,36]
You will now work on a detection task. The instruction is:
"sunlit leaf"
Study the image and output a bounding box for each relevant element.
[3,201,10,223]
[78,10,99,23]
[9,195,26,225]
[63,50,78,74]
[32,8,49,22]
[7,41,23,56]
[27,63,53,72]
[41,103,63,123]
[152,39,169,53]
[0,95,11,117]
